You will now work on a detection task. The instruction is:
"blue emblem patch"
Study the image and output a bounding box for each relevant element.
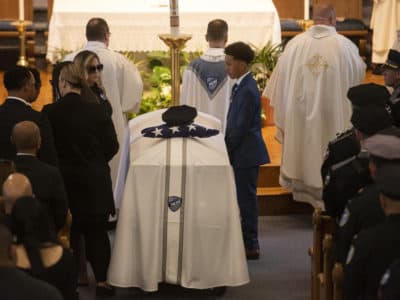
[206,77,218,92]
[168,196,182,212]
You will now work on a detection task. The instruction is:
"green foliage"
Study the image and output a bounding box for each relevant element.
[250,41,282,92]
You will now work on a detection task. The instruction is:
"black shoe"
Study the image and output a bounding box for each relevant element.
[372,64,384,75]
[96,285,115,297]
[245,248,260,260]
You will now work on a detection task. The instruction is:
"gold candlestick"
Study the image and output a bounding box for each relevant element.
[11,20,32,67]
[159,33,191,106]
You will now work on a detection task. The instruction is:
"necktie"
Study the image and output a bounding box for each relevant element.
[230,83,238,102]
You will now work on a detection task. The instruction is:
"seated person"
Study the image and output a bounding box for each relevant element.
[11,121,68,232]
[12,196,76,300]
[1,173,32,231]
[0,224,63,300]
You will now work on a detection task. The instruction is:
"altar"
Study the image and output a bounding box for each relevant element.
[107,109,249,291]
[46,0,281,62]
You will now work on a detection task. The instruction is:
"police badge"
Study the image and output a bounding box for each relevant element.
[207,77,218,92]
[168,196,182,212]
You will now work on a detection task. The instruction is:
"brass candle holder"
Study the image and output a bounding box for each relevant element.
[11,20,32,67]
[159,33,192,107]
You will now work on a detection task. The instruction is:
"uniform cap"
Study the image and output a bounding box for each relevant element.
[375,163,400,200]
[351,105,393,136]
[347,83,390,107]
[162,105,197,126]
[383,49,400,70]
[364,128,400,160]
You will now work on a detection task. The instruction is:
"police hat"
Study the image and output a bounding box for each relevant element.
[364,127,400,160]
[162,105,197,126]
[351,105,393,136]
[375,163,400,200]
[347,83,390,107]
[383,49,400,70]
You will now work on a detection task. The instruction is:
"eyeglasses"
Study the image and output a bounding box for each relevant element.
[87,64,104,74]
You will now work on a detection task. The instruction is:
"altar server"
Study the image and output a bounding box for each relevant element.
[181,19,231,131]
[264,4,366,208]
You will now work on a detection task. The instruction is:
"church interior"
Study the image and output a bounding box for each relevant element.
[0,0,397,299]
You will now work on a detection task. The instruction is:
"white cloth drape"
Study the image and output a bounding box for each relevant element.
[108,110,249,291]
[370,0,400,64]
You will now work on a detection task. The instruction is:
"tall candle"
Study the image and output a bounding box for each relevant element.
[304,0,309,20]
[19,0,25,20]
[169,0,179,35]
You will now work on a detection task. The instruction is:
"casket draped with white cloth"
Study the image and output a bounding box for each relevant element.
[108,109,249,291]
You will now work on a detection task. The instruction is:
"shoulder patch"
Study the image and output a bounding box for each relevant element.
[346,245,355,265]
[339,207,350,227]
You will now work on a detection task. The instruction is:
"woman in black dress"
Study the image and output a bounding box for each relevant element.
[12,196,76,300]
[73,50,113,117]
[43,62,118,296]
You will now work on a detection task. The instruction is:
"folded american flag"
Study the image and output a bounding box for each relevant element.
[141,123,219,138]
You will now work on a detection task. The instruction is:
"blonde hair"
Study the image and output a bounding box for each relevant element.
[60,61,99,104]
[73,50,105,91]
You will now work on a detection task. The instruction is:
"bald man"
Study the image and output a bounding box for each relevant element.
[2,173,32,215]
[264,4,366,208]
[11,121,68,232]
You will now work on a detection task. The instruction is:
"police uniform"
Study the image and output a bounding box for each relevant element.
[344,164,400,300]
[322,83,393,219]
[380,259,400,300]
[383,49,400,127]
[335,128,400,264]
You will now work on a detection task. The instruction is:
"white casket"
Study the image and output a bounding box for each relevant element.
[108,109,249,291]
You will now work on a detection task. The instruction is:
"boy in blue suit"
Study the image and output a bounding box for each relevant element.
[224,42,270,259]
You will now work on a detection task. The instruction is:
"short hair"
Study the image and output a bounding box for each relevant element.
[12,121,41,152]
[206,19,228,42]
[51,61,71,101]
[3,66,32,91]
[28,67,41,91]
[85,18,109,41]
[224,42,255,64]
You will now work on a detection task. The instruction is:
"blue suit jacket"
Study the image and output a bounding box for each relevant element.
[225,73,270,168]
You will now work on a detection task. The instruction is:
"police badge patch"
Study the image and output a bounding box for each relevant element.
[168,196,182,212]
[207,77,218,92]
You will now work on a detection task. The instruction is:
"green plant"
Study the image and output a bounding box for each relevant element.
[250,41,282,92]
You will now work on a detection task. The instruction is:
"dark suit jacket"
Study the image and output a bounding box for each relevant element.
[42,92,119,218]
[225,73,269,168]
[0,98,58,166]
[14,154,68,232]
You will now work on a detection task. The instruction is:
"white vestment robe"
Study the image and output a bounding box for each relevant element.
[370,0,400,63]
[181,48,232,132]
[264,25,366,208]
[64,41,143,199]
[108,110,249,291]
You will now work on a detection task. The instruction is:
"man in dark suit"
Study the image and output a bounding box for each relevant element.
[224,42,270,259]
[0,66,58,166]
[11,121,68,232]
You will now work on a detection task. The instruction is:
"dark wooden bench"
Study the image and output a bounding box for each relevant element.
[280,19,369,61]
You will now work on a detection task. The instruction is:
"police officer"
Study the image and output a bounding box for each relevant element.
[322,83,392,219]
[335,128,400,264]
[379,259,400,300]
[343,163,400,299]
[382,49,400,127]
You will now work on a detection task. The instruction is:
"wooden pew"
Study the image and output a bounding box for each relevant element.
[332,263,344,300]
[309,208,335,300]
[318,234,335,300]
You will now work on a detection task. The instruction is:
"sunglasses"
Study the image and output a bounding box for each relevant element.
[87,64,104,74]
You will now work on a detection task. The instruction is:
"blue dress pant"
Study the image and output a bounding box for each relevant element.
[233,166,260,250]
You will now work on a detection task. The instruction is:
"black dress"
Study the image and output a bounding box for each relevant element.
[18,247,75,300]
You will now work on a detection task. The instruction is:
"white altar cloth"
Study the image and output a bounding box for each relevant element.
[46,0,281,62]
[108,110,249,291]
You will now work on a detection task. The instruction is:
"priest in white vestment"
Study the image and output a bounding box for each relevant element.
[264,4,366,208]
[64,18,143,196]
[370,0,400,64]
[108,107,249,291]
[181,19,232,132]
